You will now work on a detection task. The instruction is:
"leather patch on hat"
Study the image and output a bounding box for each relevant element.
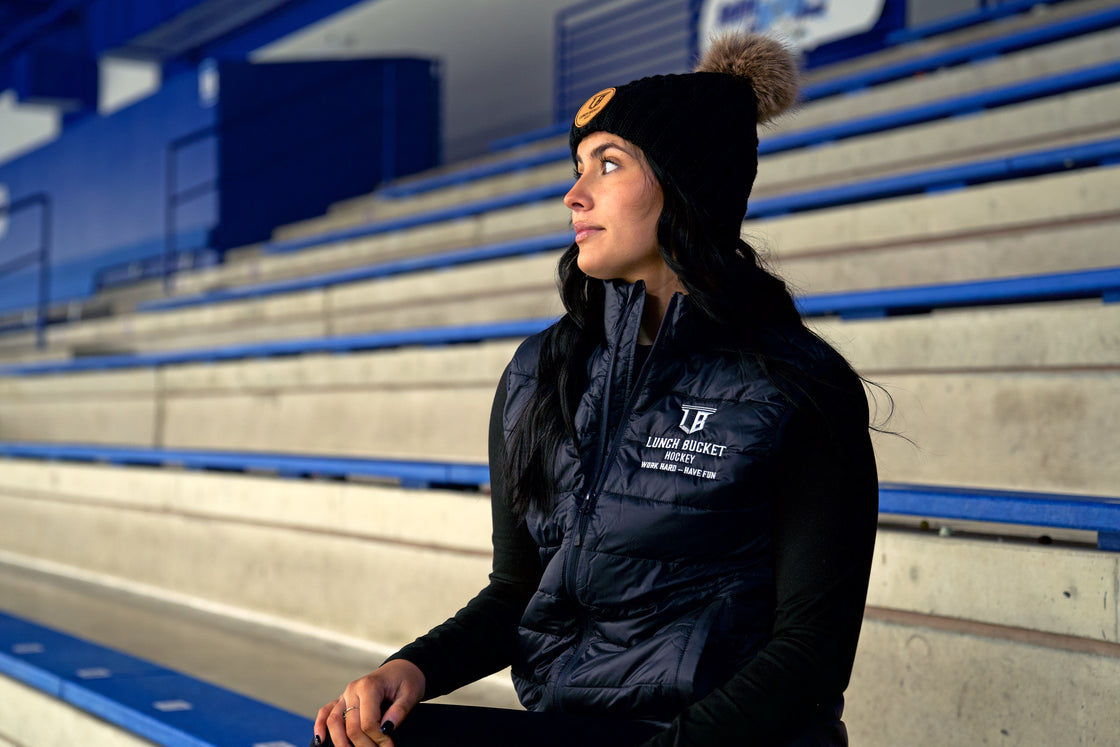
[574,88,616,127]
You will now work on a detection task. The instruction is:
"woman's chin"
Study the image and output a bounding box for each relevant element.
[576,256,610,281]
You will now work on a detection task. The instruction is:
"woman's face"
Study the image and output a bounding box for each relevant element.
[565,132,666,284]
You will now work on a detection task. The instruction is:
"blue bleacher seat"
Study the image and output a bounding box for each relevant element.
[3,443,1116,550]
[0,609,310,746]
[0,442,491,489]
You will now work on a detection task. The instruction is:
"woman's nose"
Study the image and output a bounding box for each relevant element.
[564,177,589,210]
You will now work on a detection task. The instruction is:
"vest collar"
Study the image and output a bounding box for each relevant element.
[602,280,694,354]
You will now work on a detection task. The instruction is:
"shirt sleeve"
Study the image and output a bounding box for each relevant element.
[385,370,542,699]
[642,365,880,747]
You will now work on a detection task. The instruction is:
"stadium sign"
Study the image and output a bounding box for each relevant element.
[698,0,886,52]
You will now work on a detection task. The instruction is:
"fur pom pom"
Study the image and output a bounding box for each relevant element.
[695,34,800,124]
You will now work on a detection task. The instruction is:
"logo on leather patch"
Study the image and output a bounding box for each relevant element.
[574,87,616,127]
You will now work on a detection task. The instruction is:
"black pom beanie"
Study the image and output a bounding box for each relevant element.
[569,34,800,240]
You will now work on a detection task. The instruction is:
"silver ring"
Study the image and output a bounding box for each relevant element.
[343,705,359,719]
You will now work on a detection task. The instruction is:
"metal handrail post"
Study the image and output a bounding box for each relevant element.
[0,192,51,348]
[36,195,51,349]
[164,141,177,293]
[163,124,218,295]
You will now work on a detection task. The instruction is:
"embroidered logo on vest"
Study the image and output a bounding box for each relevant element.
[679,405,717,434]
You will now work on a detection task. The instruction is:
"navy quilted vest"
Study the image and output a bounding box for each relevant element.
[503,281,800,722]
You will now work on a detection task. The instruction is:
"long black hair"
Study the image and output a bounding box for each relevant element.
[501,151,883,518]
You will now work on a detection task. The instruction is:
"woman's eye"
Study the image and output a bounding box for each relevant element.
[602,160,618,174]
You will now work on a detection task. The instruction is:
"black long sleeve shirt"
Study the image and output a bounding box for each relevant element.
[390,350,878,746]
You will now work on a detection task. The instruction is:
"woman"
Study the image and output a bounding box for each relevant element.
[315,33,879,747]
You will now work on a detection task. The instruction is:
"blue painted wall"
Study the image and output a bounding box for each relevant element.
[0,70,215,315]
[213,58,439,252]
[0,56,439,316]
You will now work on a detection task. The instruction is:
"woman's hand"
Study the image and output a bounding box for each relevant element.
[314,659,426,746]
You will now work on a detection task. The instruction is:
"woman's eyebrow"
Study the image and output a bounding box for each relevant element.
[576,142,631,165]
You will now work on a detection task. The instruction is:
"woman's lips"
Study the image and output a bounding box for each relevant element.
[574,225,602,243]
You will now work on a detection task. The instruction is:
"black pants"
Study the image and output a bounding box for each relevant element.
[387,703,663,746]
[319,700,846,747]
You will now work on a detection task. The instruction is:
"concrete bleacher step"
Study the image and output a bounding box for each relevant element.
[0,462,1118,745]
[44,251,563,356]
[238,11,1120,253]
[366,134,577,208]
[787,22,1120,135]
[9,161,1116,363]
[357,159,573,225]
[755,162,1120,256]
[0,459,495,660]
[772,213,1120,296]
[277,80,1120,230]
[183,136,1120,305]
[2,295,1117,495]
[0,330,41,365]
[848,602,1120,745]
[265,23,1120,242]
[293,158,572,238]
[1,673,154,747]
[484,0,1120,154]
[0,0,1111,344]
[3,78,1104,354]
[756,83,1120,198]
[799,0,1119,85]
[0,338,515,460]
[170,199,570,300]
[0,558,519,747]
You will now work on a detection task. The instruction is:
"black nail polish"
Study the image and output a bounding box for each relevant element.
[310,736,322,747]
[381,720,396,735]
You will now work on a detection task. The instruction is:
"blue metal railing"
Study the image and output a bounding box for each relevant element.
[164,125,220,293]
[0,192,51,348]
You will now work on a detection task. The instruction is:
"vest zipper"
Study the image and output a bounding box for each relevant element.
[574,291,675,548]
[553,289,678,711]
[553,292,638,710]
[573,292,633,550]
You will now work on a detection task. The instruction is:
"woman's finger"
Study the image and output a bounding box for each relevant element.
[378,696,412,738]
[372,659,425,736]
[325,697,356,747]
[342,696,381,747]
[316,660,423,745]
[355,697,396,746]
[313,697,340,744]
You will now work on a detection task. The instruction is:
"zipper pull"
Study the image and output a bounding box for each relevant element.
[574,492,592,547]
